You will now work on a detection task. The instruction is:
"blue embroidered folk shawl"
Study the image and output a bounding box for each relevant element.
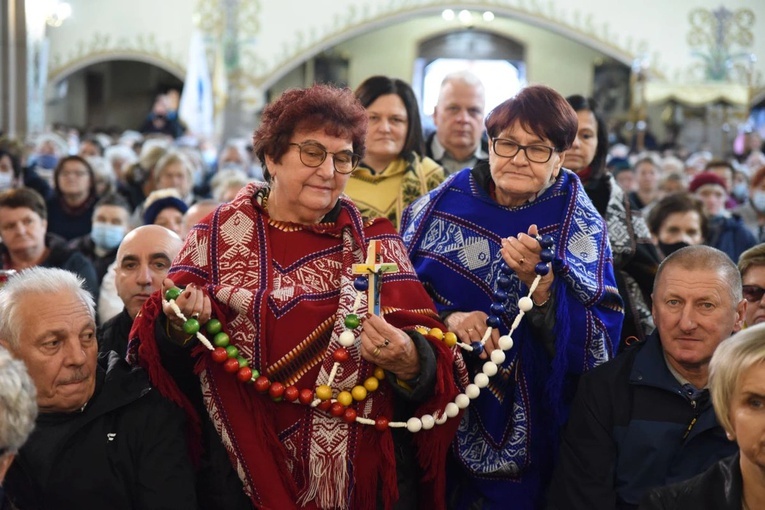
[401,164,624,508]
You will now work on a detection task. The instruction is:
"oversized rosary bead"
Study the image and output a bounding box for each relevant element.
[164,287,181,301]
[353,276,369,291]
[205,318,222,335]
[498,335,514,351]
[338,330,355,347]
[406,417,423,433]
[421,414,435,430]
[474,372,490,388]
[183,318,200,335]
[518,297,534,313]
[490,349,506,365]
[344,314,360,329]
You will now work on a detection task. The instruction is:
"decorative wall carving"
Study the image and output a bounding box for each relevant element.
[48,32,185,81]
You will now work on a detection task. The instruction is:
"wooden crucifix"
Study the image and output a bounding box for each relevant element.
[352,240,399,316]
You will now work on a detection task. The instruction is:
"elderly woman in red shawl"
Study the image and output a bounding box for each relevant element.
[128,84,463,510]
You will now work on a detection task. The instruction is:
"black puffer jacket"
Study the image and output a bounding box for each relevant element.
[4,352,197,510]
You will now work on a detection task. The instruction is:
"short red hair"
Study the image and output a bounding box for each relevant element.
[252,84,368,181]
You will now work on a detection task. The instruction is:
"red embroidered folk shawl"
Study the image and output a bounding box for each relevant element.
[129,183,462,509]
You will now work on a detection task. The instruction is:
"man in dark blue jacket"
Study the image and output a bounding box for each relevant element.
[547,245,746,510]
[0,266,197,510]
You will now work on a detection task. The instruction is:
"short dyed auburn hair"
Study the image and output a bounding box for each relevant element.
[252,84,368,182]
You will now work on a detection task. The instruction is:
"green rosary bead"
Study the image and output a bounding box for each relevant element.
[206,319,222,335]
[164,287,181,301]
[213,332,230,347]
[344,314,360,329]
[183,318,200,335]
[225,345,239,358]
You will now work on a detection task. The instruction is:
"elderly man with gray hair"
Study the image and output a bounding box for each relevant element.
[0,345,37,505]
[0,267,196,510]
[425,70,488,175]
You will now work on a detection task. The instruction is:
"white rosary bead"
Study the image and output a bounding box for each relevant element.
[455,393,471,409]
[445,402,460,417]
[482,361,498,377]
[406,417,423,433]
[337,330,355,347]
[498,335,514,351]
[490,349,506,365]
[518,296,534,312]
[474,372,490,388]
[420,414,435,430]
[465,384,480,399]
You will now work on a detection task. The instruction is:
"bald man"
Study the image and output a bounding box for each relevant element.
[98,225,183,357]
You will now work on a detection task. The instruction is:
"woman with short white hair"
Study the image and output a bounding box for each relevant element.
[0,345,37,497]
[641,322,765,509]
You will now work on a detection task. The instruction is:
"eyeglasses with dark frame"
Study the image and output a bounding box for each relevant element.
[743,285,765,303]
[491,138,556,164]
[289,142,360,175]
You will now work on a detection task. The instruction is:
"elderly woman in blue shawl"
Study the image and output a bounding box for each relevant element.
[400,84,624,509]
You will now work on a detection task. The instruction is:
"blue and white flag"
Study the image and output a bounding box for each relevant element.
[179,31,214,138]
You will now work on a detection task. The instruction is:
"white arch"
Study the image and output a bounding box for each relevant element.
[256,5,647,91]
[48,52,185,83]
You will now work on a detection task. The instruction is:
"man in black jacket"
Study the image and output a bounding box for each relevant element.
[99,224,183,357]
[547,245,745,510]
[0,266,196,510]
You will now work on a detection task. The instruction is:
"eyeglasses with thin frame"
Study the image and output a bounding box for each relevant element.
[491,138,556,164]
[743,285,765,303]
[289,141,360,175]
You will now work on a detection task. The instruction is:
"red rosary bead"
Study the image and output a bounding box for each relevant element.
[223,358,240,373]
[254,376,271,394]
[298,388,314,405]
[374,416,389,431]
[317,400,332,412]
[236,367,253,383]
[342,408,357,423]
[284,386,299,402]
[332,347,350,363]
[211,347,228,363]
[330,402,345,417]
[269,382,286,399]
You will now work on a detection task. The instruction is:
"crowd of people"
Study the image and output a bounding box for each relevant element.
[1,72,765,510]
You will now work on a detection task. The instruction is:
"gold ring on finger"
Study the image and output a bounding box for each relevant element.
[373,347,381,357]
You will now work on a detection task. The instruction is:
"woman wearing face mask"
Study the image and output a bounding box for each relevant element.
[734,165,765,243]
[0,150,22,192]
[565,95,662,346]
[344,76,445,229]
[647,192,708,256]
[67,193,132,284]
[46,155,100,241]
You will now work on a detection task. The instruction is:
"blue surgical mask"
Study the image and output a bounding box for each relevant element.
[732,182,749,201]
[0,171,14,190]
[36,154,58,170]
[91,222,126,251]
[753,191,765,213]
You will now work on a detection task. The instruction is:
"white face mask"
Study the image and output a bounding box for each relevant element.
[753,191,765,213]
[0,172,14,190]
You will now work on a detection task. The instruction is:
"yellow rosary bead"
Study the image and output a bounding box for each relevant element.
[351,385,368,401]
[315,385,332,401]
[443,331,458,347]
[373,366,385,380]
[414,326,429,336]
[337,391,353,406]
[428,327,444,341]
[363,377,379,392]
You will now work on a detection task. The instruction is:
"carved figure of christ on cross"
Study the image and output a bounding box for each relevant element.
[352,240,399,316]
